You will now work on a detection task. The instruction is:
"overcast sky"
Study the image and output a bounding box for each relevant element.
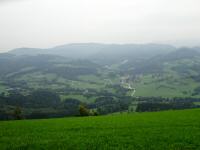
[0,0,200,52]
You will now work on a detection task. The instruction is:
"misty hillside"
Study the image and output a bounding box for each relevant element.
[9,43,176,61]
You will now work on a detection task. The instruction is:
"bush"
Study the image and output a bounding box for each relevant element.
[79,104,90,116]
[13,106,23,120]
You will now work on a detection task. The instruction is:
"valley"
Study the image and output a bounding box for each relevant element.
[1,44,200,119]
[1,1,199,149]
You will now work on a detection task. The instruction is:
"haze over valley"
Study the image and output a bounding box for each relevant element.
[1,0,200,149]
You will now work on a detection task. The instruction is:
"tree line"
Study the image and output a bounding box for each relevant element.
[1,90,200,120]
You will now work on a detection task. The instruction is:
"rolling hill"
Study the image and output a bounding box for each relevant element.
[9,43,176,61]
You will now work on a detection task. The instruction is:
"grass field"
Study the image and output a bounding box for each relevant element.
[133,73,200,98]
[1,109,200,150]
[0,81,6,93]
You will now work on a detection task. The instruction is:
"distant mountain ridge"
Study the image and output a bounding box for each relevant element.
[9,43,176,60]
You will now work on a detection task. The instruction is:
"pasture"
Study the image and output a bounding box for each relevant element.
[0,109,200,150]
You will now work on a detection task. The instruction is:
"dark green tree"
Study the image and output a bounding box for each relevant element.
[79,104,90,116]
[13,106,23,120]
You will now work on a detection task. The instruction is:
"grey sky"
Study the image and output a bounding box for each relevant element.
[0,0,200,52]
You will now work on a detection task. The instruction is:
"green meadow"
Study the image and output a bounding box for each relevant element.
[1,109,200,150]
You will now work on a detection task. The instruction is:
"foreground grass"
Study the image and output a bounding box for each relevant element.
[1,109,200,150]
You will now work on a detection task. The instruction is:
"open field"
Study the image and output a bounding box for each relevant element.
[0,82,6,93]
[133,73,200,98]
[1,109,200,150]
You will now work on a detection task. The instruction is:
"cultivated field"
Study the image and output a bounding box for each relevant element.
[0,109,200,150]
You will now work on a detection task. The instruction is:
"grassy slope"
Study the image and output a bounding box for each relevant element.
[133,71,200,98]
[1,109,200,150]
[133,75,199,97]
[0,81,6,93]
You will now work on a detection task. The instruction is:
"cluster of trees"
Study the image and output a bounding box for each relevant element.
[1,89,200,120]
[134,96,200,112]
[0,90,87,120]
[192,86,200,96]
[0,89,133,120]
[45,66,97,80]
[136,102,195,112]
[132,96,200,103]
[191,75,200,82]
[88,96,132,115]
